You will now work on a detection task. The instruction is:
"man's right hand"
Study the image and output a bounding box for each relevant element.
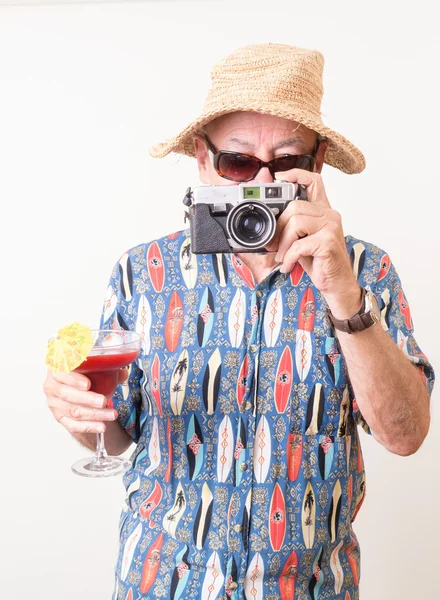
[43,369,128,435]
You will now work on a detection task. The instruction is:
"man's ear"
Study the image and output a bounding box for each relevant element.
[193,134,211,184]
[314,140,329,174]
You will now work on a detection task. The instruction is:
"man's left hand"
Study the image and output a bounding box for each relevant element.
[265,169,363,318]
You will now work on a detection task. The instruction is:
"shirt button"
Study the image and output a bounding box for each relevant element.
[229,582,238,590]
[249,344,258,352]
[256,290,263,298]
[240,462,248,471]
[233,524,243,533]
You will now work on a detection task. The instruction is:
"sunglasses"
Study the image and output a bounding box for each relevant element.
[203,133,325,182]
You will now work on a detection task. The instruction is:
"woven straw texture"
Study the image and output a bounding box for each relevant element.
[149,43,365,174]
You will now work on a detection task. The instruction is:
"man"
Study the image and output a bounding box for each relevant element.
[44,44,434,599]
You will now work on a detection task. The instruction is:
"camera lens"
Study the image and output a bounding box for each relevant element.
[226,201,276,249]
[238,213,264,239]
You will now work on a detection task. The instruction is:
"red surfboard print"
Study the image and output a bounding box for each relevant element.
[151,354,162,417]
[298,286,315,332]
[231,255,255,289]
[269,483,286,551]
[290,262,304,286]
[165,291,184,352]
[147,241,165,293]
[274,346,293,413]
[287,433,303,482]
[140,533,164,593]
[397,290,413,330]
[377,253,391,282]
[236,354,249,409]
[279,549,298,600]
[139,480,163,524]
[346,539,359,586]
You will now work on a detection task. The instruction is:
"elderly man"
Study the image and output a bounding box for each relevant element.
[44,44,434,599]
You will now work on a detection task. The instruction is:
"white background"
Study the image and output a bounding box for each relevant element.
[0,1,438,598]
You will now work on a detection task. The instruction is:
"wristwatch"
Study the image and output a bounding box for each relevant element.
[325,287,381,334]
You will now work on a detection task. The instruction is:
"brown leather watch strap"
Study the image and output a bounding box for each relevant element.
[325,287,375,334]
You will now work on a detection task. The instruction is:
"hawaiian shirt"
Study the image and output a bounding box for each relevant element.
[101,229,435,600]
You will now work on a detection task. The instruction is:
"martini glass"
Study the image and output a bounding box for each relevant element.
[71,329,141,478]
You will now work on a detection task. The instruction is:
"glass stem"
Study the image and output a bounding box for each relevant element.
[96,432,108,462]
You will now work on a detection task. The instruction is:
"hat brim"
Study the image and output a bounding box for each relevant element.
[149,103,366,175]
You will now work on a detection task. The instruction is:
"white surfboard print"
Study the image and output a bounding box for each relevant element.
[120,522,142,582]
[263,289,283,347]
[135,294,152,356]
[144,417,161,476]
[217,415,234,483]
[253,415,271,483]
[201,551,224,600]
[244,552,264,600]
[228,288,246,348]
[103,284,117,323]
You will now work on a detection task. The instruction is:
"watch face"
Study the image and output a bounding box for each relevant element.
[366,291,381,323]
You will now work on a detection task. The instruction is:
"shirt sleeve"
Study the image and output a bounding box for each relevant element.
[99,255,143,444]
[350,245,435,434]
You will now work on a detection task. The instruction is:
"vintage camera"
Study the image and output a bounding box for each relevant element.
[183,181,307,254]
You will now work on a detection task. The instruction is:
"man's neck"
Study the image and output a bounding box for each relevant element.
[235,251,279,285]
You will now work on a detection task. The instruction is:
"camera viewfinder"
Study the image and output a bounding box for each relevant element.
[265,187,282,199]
[243,187,260,200]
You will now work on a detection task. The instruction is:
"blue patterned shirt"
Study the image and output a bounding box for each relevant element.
[100,229,434,600]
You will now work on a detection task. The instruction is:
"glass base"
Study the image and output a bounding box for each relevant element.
[71,455,131,478]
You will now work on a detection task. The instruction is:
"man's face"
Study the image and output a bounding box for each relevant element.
[193,112,328,185]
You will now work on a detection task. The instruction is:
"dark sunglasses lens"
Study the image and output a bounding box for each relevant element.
[273,155,313,174]
[217,153,259,181]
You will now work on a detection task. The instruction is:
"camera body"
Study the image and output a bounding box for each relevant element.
[183,181,307,254]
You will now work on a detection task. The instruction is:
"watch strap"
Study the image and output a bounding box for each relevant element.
[325,287,376,334]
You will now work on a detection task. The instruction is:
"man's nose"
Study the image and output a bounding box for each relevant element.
[254,166,274,184]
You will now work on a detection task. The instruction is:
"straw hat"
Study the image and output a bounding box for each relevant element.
[149,43,365,174]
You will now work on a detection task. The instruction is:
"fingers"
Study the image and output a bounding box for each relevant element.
[50,396,117,435]
[279,221,347,274]
[52,382,107,408]
[280,222,338,273]
[275,215,326,262]
[275,171,330,207]
[280,231,323,274]
[51,370,91,391]
[265,201,324,253]
[277,200,324,227]
[45,369,106,408]
[49,396,117,422]
[44,368,122,436]
[58,416,107,435]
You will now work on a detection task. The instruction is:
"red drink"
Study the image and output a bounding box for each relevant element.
[69,329,141,478]
[74,350,139,397]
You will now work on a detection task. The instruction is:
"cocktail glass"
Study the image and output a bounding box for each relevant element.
[71,329,141,478]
